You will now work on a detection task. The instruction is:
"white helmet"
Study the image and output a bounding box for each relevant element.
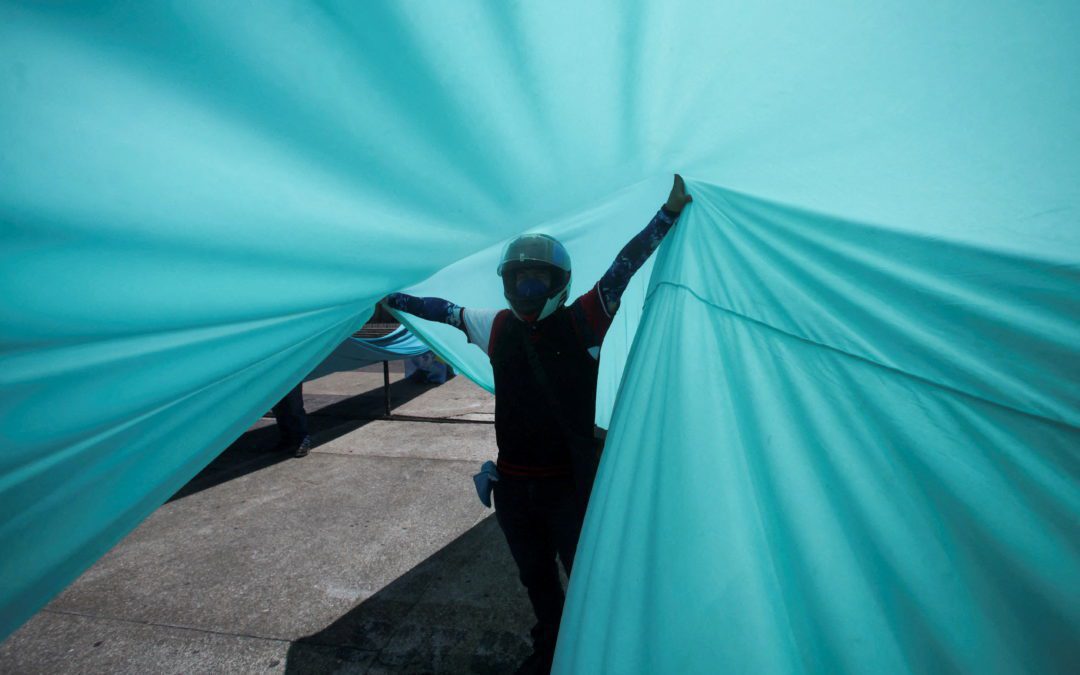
[497,234,572,322]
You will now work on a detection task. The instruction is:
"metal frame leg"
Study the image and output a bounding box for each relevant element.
[383,360,392,417]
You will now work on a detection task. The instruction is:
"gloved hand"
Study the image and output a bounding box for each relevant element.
[382,292,407,311]
[665,174,692,214]
[472,460,500,508]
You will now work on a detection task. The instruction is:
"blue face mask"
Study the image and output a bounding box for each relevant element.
[516,276,551,298]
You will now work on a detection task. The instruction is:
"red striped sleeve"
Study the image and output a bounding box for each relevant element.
[570,284,613,349]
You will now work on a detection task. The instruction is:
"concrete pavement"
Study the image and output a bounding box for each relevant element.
[1,363,541,674]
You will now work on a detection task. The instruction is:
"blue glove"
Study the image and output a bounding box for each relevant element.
[472,460,500,508]
[382,292,409,311]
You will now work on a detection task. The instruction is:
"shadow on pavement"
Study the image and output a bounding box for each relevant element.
[285,515,534,674]
[168,375,440,503]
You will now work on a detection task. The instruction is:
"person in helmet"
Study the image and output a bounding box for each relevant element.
[383,175,691,672]
[497,232,573,322]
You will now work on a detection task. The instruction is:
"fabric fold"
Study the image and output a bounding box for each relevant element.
[555,186,1079,674]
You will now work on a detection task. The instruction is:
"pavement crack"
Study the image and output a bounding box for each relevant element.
[39,607,293,645]
[385,414,494,425]
[309,451,492,464]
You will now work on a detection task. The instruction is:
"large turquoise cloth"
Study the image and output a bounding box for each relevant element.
[1,1,1077,670]
[555,183,1079,673]
[305,326,430,381]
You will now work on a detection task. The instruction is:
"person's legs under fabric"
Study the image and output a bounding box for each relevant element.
[494,477,565,671]
[271,383,310,455]
[540,476,584,578]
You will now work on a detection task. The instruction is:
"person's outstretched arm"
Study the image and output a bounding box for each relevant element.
[383,294,466,333]
[597,174,692,315]
[383,293,502,355]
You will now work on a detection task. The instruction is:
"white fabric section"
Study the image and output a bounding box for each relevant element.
[462,307,501,356]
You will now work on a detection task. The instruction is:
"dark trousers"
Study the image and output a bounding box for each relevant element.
[493,475,584,655]
[272,383,308,442]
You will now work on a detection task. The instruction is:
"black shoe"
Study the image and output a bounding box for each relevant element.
[293,435,312,458]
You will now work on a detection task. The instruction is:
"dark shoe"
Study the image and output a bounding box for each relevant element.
[293,435,312,458]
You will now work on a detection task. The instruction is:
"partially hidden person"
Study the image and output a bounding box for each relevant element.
[383,175,692,673]
[272,383,311,458]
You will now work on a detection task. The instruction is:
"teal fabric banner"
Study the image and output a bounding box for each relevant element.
[1,1,1077,669]
[305,327,430,381]
[555,183,1080,673]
